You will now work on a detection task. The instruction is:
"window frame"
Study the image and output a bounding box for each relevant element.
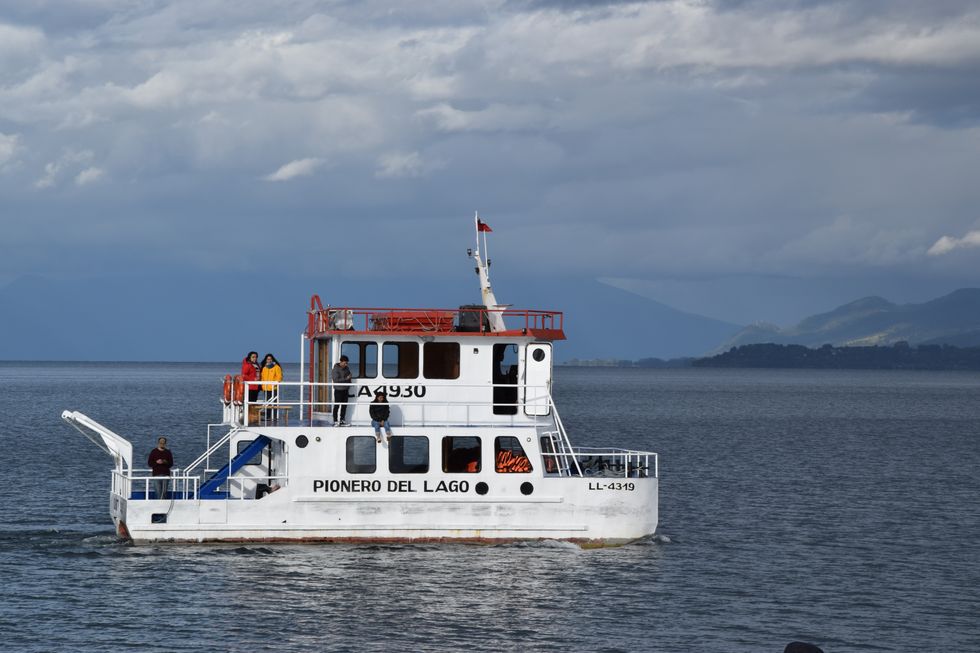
[382,341,420,379]
[388,435,430,474]
[441,435,482,473]
[346,436,378,474]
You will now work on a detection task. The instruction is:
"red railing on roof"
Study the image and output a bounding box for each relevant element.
[306,295,564,340]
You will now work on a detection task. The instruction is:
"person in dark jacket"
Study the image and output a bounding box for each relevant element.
[241,351,261,403]
[147,436,174,499]
[369,390,393,443]
[331,355,352,425]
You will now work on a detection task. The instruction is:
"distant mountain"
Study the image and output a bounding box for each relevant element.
[507,279,742,361]
[0,273,741,362]
[714,288,980,351]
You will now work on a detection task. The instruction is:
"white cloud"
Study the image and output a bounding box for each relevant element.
[0,23,44,58]
[375,151,424,179]
[75,167,105,186]
[928,231,980,256]
[263,157,323,182]
[34,150,95,189]
[0,133,20,168]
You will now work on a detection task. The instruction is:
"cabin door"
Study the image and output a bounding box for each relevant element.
[523,342,552,416]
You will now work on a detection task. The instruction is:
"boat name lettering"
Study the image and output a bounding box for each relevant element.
[311,479,470,493]
[424,480,469,493]
[356,385,427,399]
[587,482,636,491]
[313,479,383,493]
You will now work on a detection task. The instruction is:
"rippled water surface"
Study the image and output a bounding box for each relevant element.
[2,363,979,651]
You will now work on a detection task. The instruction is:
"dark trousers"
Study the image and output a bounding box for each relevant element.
[333,388,350,422]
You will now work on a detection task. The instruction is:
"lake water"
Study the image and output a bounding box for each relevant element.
[1,363,979,652]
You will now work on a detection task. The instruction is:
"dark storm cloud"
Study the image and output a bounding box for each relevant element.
[1,0,980,324]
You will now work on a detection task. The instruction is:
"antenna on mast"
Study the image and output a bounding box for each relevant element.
[470,212,506,332]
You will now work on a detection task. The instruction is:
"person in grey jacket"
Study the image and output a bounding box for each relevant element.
[331,355,353,425]
[369,390,393,443]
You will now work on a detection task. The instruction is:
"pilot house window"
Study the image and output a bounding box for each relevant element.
[341,341,378,378]
[424,342,460,379]
[383,342,419,379]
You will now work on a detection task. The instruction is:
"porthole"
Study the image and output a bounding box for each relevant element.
[520,482,533,495]
[532,348,545,362]
[475,482,489,496]
[296,435,309,448]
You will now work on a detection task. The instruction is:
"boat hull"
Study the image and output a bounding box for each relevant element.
[114,477,658,547]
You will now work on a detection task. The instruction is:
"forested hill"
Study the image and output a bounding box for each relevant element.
[694,342,980,370]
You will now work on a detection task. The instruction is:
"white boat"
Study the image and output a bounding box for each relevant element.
[63,216,659,546]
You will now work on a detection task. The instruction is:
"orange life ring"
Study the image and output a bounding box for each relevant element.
[233,375,244,404]
[222,374,232,403]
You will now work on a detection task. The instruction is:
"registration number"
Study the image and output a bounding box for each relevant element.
[588,482,636,491]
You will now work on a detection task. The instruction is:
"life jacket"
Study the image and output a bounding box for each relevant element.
[496,449,531,473]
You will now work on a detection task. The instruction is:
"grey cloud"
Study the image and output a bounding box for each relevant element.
[1,0,980,308]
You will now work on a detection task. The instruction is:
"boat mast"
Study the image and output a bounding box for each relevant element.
[471,212,507,332]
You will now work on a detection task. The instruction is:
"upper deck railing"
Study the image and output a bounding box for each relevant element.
[307,295,565,340]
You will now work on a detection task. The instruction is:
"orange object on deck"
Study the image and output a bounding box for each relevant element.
[371,311,455,332]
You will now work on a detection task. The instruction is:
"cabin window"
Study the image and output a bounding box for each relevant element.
[495,436,533,473]
[424,342,460,379]
[493,343,519,415]
[346,436,377,474]
[383,342,419,379]
[341,341,378,379]
[442,436,481,473]
[389,436,429,473]
[540,437,559,474]
[236,439,266,466]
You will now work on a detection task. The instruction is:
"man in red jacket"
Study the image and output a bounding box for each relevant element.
[148,437,174,499]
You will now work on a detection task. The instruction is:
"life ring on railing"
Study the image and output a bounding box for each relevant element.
[232,374,244,404]
[222,374,232,403]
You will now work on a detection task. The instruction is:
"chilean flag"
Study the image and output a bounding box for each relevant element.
[477,219,493,233]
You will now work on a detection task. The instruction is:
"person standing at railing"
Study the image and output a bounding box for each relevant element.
[261,353,282,402]
[241,351,261,403]
[331,355,352,426]
[147,437,174,500]
[369,390,393,444]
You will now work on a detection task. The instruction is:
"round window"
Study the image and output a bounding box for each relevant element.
[520,482,534,496]
[532,348,546,362]
[295,435,309,448]
[475,482,489,496]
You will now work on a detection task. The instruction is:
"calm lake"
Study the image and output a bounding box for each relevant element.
[1,363,978,651]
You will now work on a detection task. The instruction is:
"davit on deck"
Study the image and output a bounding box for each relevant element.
[62,215,659,546]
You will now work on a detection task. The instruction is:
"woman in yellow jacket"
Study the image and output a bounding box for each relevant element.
[260,353,283,402]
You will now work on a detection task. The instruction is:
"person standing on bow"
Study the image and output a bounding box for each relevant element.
[260,353,282,402]
[241,351,261,404]
[369,390,393,444]
[147,437,174,500]
[331,355,352,426]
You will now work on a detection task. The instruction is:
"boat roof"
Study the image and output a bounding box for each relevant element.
[307,295,565,341]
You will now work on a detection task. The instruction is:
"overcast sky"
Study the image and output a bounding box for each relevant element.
[3,0,980,325]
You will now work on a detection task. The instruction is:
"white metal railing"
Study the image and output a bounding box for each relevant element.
[541,448,658,479]
[113,469,201,499]
[231,381,558,429]
[182,424,242,476]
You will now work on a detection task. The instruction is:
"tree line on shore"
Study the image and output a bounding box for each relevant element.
[564,342,980,370]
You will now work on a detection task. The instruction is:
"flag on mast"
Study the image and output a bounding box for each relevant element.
[477,219,492,233]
